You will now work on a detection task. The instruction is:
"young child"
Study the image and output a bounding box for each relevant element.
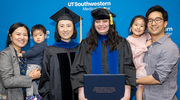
[18,24,47,100]
[126,15,152,100]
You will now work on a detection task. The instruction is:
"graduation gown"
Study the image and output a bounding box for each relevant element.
[71,36,136,90]
[38,42,79,100]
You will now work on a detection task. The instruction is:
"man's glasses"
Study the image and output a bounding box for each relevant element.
[148,17,163,24]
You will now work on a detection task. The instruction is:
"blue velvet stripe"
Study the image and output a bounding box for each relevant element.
[91,34,108,74]
[52,40,79,49]
[91,34,119,74]
[92,40,103,74]
[107,46,119,74]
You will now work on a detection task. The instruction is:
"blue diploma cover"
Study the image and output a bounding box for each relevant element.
[84,74,125,100]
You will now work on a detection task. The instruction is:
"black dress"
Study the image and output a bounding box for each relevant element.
[39,43,78,100]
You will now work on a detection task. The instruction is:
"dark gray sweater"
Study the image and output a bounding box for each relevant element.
[22,42,47,66]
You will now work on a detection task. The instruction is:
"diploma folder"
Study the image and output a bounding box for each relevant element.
[84,74,125,100]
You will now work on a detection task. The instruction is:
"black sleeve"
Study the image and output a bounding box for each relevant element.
[38,48,50,100]
[122,39,136,87]
[71,40,88,90]
[23,43,46,58]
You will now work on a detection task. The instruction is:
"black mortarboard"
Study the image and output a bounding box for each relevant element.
[91,7,116,25]
[50,7,82,24]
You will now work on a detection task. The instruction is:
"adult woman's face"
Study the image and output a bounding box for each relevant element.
[94,19,110,35]
[58,20,74,42]
[10,26,28,51]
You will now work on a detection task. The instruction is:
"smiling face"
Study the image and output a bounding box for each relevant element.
[10,26,28,51]
[32,29,46,44]
[147,11,167,37]
[130,18,146,38]
[94,19,110,35]
[57,20,74,42]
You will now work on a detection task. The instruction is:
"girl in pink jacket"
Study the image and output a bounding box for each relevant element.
[126,15,152,100]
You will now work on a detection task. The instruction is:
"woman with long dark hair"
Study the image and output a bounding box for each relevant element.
[71,8,136,100]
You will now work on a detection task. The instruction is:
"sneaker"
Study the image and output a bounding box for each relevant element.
[26,95,37,100]
[34,95,42,100]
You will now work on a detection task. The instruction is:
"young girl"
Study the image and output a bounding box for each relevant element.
[126,15,152,100]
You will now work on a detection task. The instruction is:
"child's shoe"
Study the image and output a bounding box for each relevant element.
[34,95,42,100]
[26,95,37,100]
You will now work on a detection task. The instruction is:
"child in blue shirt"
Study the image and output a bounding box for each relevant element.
[18,24,47,100]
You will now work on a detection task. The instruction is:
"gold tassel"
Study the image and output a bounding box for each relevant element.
[109,14,113,25]
[104,7,113,25]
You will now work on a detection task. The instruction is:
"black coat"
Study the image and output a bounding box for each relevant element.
[39,46,78,100]
[71,37,136,90]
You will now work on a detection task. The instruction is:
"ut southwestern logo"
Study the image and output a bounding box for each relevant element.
[68,1,111,11]
[68,1,111,7]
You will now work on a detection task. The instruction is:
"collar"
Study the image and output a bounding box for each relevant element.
[155,35,169,44]
[52,40,79,49]
[98,34,108,41]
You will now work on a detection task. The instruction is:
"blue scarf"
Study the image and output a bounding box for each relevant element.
[52,40,79,49]
[91,34,119,74]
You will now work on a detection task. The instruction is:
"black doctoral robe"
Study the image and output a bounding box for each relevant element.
[39,46,78,100]
[71,36,136,90]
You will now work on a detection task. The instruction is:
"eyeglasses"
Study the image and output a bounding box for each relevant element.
[148,17,163,24]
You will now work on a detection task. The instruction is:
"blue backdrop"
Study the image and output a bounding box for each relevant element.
[0,0,179,99]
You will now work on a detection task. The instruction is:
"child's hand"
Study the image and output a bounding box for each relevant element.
[17,52,23,57]
[22,51,26,53]
[145,40,152,47]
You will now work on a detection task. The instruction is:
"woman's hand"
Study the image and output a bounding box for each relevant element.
[28,68,41,80]
[78,87,88,100]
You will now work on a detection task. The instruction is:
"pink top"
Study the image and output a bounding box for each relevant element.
[127,33,151,70]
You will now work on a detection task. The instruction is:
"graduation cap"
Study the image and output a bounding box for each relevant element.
[91,7,116,25]
[50,7,83,42]
[50,7,82,24]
